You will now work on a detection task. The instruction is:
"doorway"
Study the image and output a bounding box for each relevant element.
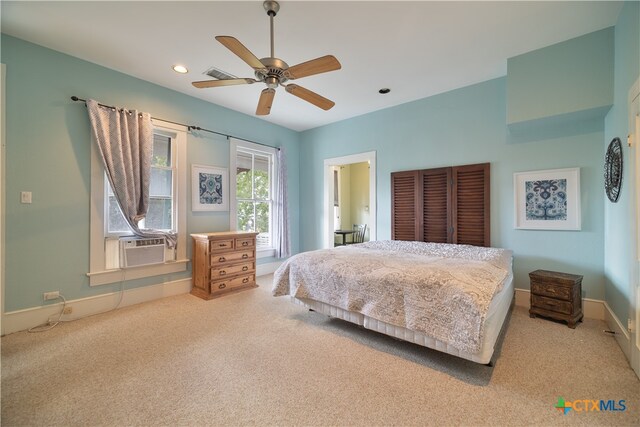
[323,151,376,249]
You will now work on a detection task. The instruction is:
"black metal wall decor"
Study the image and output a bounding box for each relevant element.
[605,137,623,203]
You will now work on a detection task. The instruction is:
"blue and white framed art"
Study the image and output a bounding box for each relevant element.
[192,164,229,211]
[514,167,581,230]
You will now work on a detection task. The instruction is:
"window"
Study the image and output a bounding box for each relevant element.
[230,139,276,256]
[89,120,187,285]
[106,133,175,235]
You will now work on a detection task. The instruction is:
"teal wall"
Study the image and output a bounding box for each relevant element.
[604,1,640,323]
[300,77,605,298]
[3,3,637,318]
[1,35,300,312]
[507,27,614,129]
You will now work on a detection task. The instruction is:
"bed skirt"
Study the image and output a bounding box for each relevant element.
[292,273,514,364]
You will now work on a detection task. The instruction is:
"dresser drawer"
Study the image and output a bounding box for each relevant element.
[531,281,571,301]
[211,273,255,292]
[235,238,255,249]
[210,249,255,266]
[531,294,572,315]
[210,239,234,252]
[211,261,255,279]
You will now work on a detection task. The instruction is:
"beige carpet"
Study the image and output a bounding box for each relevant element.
[2,275,639,426]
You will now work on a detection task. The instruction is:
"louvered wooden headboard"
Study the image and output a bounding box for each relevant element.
[391,162,490,247]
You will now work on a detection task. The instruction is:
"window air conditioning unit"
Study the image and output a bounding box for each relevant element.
[119,237,166,268]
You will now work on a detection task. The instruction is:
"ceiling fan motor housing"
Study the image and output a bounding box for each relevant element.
[256,57,289,88]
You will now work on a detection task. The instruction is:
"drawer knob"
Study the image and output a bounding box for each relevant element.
[242,254,249,259]
[219,243,227,247]
[219,270,226,276]
[242,241,249,246]
[242,278,249,284]
[242,266,248,271]
[218,283,226,289]
[218,257,226,262]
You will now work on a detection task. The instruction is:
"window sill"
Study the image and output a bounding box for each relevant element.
[87,259,189,286]
[257,248,276,259]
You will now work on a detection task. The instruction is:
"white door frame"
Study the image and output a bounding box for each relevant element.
[323,151,376,249]
[1,64,6,336]
[631,75,640,378]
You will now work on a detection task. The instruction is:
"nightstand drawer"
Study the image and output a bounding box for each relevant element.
[531,294,572,315]
[531,281,571,301]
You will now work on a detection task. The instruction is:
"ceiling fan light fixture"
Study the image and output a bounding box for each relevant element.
[172,64,189,74]
[265,76,279,89]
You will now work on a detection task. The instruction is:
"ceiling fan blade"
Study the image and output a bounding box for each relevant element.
[256,88,276,116]
[285,84,335,111]
[286,55,341,80]
[215,36,265,70]
[192,78,256,88]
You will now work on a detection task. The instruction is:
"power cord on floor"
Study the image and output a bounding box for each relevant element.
[28,270,128,332]
[28,295,67,333]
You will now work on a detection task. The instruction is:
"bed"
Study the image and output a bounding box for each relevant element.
[272,240,514,364]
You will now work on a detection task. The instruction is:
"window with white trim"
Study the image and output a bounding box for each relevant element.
[230,139,276,257]
[88,120,187,286]
[106,133,176,235]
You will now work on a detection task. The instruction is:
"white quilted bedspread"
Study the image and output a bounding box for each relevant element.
[272,240,512,354]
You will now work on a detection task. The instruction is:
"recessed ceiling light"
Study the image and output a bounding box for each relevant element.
[172,64,189,74]
[378,88,390,94]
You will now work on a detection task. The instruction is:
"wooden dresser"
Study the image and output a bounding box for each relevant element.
[191,231,259,300]
[529,269,583,328]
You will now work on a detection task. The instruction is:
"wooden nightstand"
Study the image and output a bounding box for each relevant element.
[529,269,583,328]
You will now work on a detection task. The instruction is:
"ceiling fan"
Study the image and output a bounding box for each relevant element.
[192,0,341,116]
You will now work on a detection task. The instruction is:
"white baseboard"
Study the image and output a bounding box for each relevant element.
[604,300,631,361]
[2,277,192,335]
[257,261,283,276]
[514,288,605,320]
[3,263,281,335]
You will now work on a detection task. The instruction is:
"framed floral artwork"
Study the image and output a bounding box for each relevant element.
[513,167,581,230]
[191,164,228,211]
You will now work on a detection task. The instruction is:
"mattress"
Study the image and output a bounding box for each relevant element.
[274,241,514,364]
[292,272,514,364]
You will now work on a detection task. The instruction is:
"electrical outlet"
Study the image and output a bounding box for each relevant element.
[20,191,32,204]
[63,307,73,315]
[43,291,60,301]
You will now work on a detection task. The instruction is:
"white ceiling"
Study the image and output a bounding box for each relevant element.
[1,1,622,132]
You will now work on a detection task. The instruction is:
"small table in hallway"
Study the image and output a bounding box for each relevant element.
[334,230,355,246]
